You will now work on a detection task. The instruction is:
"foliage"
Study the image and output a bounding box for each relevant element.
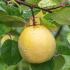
[0,0,70,70]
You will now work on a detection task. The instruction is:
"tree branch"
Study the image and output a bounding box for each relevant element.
[11,0,70,37]
[16,0,52,13]
[16,0,70,13]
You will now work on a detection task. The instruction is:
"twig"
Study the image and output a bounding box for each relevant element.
[16,0,70,13]
[8,0,70,37]
[55,26,63,39]
[16,0,52,13]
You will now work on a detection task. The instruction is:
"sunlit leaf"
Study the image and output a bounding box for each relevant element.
[67,33,70,44]
[41,17,59,32]
[45,7,70,25]
[0,6,6,12]
[61,55,70,70]
[38,0,57,8]
[25,0,40,5]
[0,62,8,70]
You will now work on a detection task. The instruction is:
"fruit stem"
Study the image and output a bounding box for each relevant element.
[30,7,36,26]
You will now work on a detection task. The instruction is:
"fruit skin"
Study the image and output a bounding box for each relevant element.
[18,25,56,63]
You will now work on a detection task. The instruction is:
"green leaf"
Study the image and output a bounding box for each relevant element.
[52,55,65,70]
[0,13,25,27]
[25,0,40,5]
[0,40,22,65]
[57,40,70,55]
[0,24,11,36]
[0,2,21,16]
[45,7,70,25]
[61,55,70,70]
[0,6,6,12]
[16,60,30,70]
[38,0,66,8]
[31,55,65,70]
[67,33,70,44]
[31,60,54,70]
[41,17,59,32]
[7,65,17,70]
[53,0,64,4]
[56,25,70,55]
[38,0,57,8]
[0,62,8,70]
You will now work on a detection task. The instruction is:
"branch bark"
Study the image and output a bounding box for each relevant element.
[16,0,70,13]
[11,0,70,37]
